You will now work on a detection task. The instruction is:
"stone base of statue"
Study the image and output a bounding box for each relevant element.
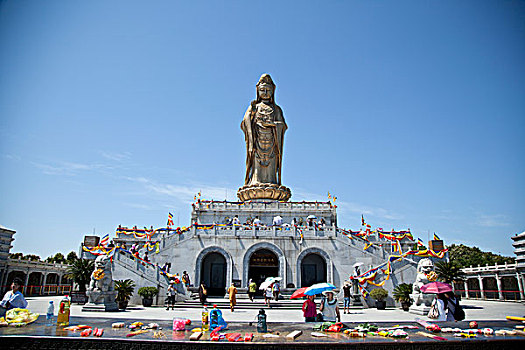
[237,183,291,202]
[351,294,363,307]
[408,292,435,315]
[82,290,118,312]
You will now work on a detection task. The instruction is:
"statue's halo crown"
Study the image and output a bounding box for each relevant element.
[257,73,275,87]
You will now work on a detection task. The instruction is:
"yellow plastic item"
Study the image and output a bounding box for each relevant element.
[57,296,71,326]
[507,316,525,321]
[191,328,202,332]
[5,308,39,325]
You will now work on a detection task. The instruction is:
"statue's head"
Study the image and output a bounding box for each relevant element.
[256,74,275,103]
[417,258,434,274]
[95,254,111,270]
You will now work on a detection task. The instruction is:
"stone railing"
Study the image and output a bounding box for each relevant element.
[462,262,517,274]
[194,201,334,211]
[8,258,69,270]
[194,225,337,238]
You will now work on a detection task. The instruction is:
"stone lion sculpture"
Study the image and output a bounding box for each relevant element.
[411,258,438,307]
[89,254,114,292]
[85,254,118,310]
[412,258,436,293]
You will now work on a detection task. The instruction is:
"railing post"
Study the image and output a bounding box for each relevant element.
[463,280,469,299]
[516,272,525,300]
[495,274,504,300]
[477,275,485,299]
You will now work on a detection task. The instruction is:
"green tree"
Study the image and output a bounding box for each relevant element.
[448,244,515,268]
[435,261,465,284]
[22,254,41,261]
[46,253,66,264]
[66,251,79,265]
[64,258,94,292]
[9,252,24,259]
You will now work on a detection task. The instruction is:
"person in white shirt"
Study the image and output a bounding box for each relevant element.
[231,215,240,225]
[272,215,283,226]
[0,278,28,315]
[319,290,340,322]
[253,216,261,226]
[434,292,458,321]
[264,285,273,307]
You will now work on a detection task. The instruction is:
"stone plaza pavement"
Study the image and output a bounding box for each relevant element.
[24,296,525,323]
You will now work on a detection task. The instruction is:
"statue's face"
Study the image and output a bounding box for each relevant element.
[418,259,434,274]
[258,84,273,100]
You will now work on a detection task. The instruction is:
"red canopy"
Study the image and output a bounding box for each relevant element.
[420,281,453,294]
[290,287,308,299]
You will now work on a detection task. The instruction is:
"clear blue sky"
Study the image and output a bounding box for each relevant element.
[1,1,524,259]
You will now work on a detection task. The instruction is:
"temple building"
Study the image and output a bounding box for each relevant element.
[106,74,436,306]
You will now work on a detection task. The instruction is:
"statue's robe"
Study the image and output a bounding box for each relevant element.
[241,101,287,186]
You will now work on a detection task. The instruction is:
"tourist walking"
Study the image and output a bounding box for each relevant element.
[342,281,351,314]
[248,279,257,302]
[182,271,191,287]
[264,285,273,307]
[232,215,240,225]
[227,283,237,312]
[0,278,28,317]
[198,283,207,305]
[431,292,461,321]
[166,281,176,310]
[319,290,340,322]
[272,281,280,301]
[302,295,317,322]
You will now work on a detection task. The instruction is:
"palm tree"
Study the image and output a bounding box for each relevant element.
[435,261,465,284]
[64,258,94,292]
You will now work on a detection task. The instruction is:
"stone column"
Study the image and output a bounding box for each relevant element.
[41,272,49,295]
[517,272,525,300]
[495,274,503,300]
[477,275,485,299]
[463,280,469,299]
[24,271,30,294]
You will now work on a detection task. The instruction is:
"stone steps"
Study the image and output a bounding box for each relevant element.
[169,298,363,310]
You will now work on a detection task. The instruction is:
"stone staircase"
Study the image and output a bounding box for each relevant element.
[170,297,363,310]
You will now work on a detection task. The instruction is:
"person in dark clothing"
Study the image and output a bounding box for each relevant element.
[342,281,351,314]
[198,283,207,305]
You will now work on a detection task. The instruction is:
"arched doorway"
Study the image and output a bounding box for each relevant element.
[483,277,498,299]
[300,253,327,287]
[467,278,481,298]
[248,249,279,292]
[201,252,227,296]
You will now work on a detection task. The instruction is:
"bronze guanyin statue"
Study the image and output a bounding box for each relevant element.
[237,74,291,201]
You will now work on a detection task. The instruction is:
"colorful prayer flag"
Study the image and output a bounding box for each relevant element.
[167,212,174,227]
[99,234,109,247]
[391,242,398,253]
[433,233,441,240]
[417,238,424,247]
[361,215,365,226]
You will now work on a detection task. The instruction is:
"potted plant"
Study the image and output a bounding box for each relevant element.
[393,283,413,311]
[138,286,159,307]
[114,279,136,310]
[369,287,388,310]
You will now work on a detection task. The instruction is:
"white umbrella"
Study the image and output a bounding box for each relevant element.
[258,277,282,290]
[353,262,364,268]
[307,215,317,219]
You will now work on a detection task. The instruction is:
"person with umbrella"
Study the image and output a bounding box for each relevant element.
[423,282,461,322]
[264,283,273,307]
[319,290,340,322]
[302,295,317,322]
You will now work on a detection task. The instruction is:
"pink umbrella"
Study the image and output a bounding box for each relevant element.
[420,281,453,294]
[290,287,309,299]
